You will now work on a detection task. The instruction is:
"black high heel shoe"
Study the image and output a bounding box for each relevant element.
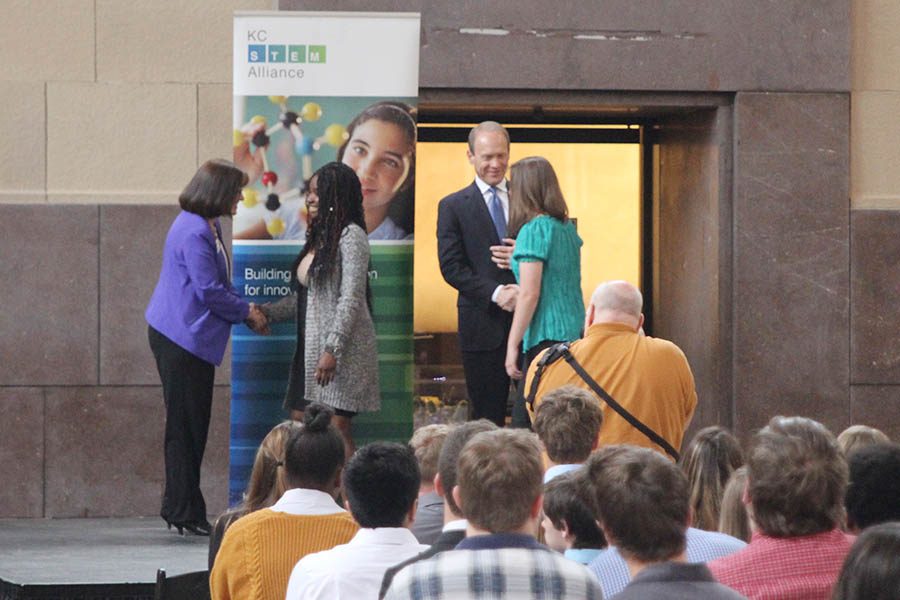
[163,518,210,536]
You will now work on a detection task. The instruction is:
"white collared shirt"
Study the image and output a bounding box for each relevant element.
[474,175,509,223]
[543,463,584,483]
[285,527,427,599]
[269,488,346,515]
[443,518,468,533]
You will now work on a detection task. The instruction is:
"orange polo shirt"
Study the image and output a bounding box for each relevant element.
[525,322,697,458]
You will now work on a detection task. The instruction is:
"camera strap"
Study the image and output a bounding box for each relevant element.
[526,342,680,460]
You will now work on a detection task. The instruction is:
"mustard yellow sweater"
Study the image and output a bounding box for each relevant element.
[209,509,358,600]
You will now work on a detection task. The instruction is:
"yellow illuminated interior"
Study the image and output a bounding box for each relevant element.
[414,140,641,333]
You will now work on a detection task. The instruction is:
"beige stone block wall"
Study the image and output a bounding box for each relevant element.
[0,0,95,82]
[199,84,234,165]
[0,82,46,202]
[852,0,900,209]
[97,0,272,84]
[47,82,196,203]
[0,0,272,205]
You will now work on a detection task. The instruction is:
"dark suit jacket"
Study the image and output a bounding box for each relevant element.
[437,182,515,352]
[379,529,466,599]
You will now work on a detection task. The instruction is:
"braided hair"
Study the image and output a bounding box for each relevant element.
[292,162,372,309]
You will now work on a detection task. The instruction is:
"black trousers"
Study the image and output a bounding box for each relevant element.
[148,326,214,524]
[510,339,561,429]
[461,347,510,427]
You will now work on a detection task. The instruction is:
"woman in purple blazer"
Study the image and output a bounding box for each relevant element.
[146,159,267,536]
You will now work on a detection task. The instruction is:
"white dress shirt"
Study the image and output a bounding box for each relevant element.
[269,487,346,515]
[285,527,427,599]
[474,175,509,223]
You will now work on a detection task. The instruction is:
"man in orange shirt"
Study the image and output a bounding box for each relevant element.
[525,280,696,459]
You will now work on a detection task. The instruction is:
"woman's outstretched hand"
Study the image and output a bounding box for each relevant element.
[315,350,337,386]
[245,303,271,335]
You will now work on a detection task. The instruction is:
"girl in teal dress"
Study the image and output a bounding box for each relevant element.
[505,157,585,427]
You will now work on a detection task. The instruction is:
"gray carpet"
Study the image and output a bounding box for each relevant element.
[0,517,208,585]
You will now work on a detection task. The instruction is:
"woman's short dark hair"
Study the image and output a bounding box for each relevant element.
[282,403,345,489]
[832,522,900,600]
[179,159,248,218]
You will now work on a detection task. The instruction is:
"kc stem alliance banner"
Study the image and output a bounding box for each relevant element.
[230,11,420,503]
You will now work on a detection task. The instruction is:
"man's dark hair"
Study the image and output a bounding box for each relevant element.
[436,419,498,518]
[283,403,344,490]
[845,442,900,530]
[343,442,419,528]
[543,472,606,549]
[582,445,689,562]
[748,416,847,537]
[179,159,248,218]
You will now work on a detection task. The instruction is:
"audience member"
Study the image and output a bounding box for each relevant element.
[526,281,697,459]
[844,442,900,532]
[679,426,744,532]
[708,416,854,599]
[210,405,357,600]
[583,445,745,599]
[832,522,900,600]
[209,421,296,568]
[379,420,497,599]
[718,467,752,543]
[533,385,602,482]
[286,442,426,599]
[541,471,606,564]
[384,429,603,599]
[584,446,745,596]
[837,424,889,457]
[408,424,451,544]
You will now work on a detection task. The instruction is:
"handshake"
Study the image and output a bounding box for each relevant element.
[245,303,271,335]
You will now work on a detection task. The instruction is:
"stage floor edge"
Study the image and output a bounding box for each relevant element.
[0,517,208,599]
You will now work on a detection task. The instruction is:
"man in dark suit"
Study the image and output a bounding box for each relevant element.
[378,420,498,599]
[437,121,518,426]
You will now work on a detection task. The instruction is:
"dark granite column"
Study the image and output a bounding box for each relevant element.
[850,210,900,441]
[732,92,850,437]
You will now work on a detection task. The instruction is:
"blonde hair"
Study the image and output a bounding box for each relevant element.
[410,424,451,484]
[679,426,744,532]
[719,466,751,542]
[838,425,890,457]
[507,157,568,237]
[243,421,297,511]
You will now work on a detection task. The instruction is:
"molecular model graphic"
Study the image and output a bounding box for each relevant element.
[234,96,347,237]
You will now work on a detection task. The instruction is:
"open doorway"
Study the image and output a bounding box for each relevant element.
[412,119,646,425]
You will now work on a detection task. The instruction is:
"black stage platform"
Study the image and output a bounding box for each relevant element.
[0,518,209,600]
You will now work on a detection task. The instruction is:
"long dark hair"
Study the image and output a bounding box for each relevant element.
[292,162,372,308]
[337,101,417,234]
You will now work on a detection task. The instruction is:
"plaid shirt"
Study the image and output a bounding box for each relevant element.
[708,528,854,600]
[384,547,603,600]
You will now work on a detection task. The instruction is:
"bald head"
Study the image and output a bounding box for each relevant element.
[587,281,643,330]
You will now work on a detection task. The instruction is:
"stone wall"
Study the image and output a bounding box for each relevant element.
[2,0,898,518]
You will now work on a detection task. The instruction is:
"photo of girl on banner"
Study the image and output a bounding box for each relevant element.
[233,98,416,242]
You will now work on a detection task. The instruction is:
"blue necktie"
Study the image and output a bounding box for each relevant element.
[488,186,506,240]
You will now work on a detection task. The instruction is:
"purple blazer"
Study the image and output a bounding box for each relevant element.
[146,210,250,366]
